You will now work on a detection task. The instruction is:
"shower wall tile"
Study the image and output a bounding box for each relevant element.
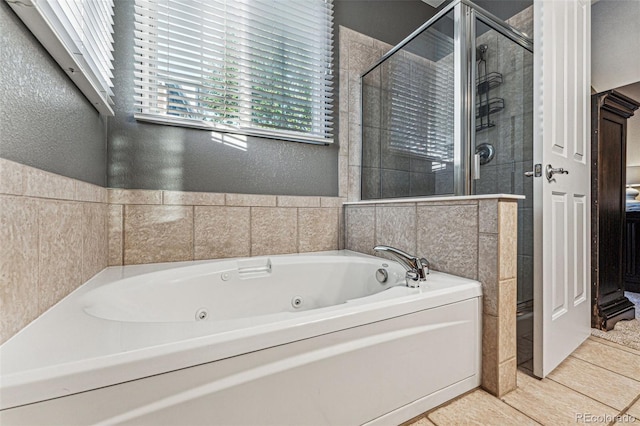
[375,205,417,255]
[124,205,194,264]
[24,167,75,201]
[82,203,108,282]
[361,167,381,200]
[345,206,376,255]
[108,189,162,205]
[499,278,518,362]
[225,193,276,207]
[298,208,339,253]
[349,124,363,167]
[499,201,518,280]
[348,39,378,76]
[348,165,362,202]
[163,191,225,206]
[38,200,83,312]
[194,206,250,260]
[0,158,25,196]
[251,207,298,256]
[434,170,454,195]
[75,181,107,203]
[479,199,499,234]
[409,172,435,197]
[320,197,346,208]
[417,204,478,280]
[0,161,111,344]
[0,195,39,345]
[108,204,124,266]
[381,169,410,199]
[339,155,349,198]
[339,112,349,157]
[276,196,321,208]
[479,233,499,316]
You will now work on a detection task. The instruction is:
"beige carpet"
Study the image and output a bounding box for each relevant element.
[591,292,640,351]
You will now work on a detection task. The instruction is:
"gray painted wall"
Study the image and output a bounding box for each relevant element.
[0,2,107,187]
[334,1,436,48]
[108,0,339,195]
[108,0,435,195]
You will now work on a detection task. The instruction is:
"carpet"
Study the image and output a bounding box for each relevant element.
[590,292,640,351]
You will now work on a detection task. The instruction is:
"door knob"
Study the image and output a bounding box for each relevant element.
[545,164,569,182]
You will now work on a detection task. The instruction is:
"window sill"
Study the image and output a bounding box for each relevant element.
[134,113,333,146]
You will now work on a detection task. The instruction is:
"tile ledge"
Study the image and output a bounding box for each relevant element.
[344,194,525,206]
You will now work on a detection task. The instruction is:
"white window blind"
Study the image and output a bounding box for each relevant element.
[7,0,115,115]
[134,0,334,144]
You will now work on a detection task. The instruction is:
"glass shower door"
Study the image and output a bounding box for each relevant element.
[472,18,534,368]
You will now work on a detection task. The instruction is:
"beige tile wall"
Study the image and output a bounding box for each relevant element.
[0,158,108,345]
[1,159,346,344]
[109,190,346,266]
[345,196,518,397]
[338,26,393,201]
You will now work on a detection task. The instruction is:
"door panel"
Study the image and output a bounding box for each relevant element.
[533,0,591,378]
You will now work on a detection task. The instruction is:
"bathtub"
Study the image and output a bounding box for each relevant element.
[0,250,481,425]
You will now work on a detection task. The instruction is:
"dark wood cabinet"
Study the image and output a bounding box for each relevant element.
[625,211,640,293]
[591,90,640,330]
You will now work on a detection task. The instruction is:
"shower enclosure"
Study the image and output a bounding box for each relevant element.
[361,0,533,363]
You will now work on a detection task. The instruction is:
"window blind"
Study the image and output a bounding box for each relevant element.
[387,31,454,165]
[134,0,334,144]
[7,0,115,115]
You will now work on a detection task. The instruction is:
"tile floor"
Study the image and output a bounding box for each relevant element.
[406,337,640,426]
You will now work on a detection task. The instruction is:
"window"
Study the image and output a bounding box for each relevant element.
[134,0,334,144]
[7,0,115,115]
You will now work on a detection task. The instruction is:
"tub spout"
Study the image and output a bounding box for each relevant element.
[373,245,429,288]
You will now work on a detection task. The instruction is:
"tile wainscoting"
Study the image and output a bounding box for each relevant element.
[0,158,345,343]
[345,195,519,397]
[108,190,345,266]
[0,158,108,344]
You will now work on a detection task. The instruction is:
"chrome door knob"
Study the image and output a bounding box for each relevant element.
[545,164,569,182]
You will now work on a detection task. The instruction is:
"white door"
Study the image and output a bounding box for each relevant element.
[532,0,591,378]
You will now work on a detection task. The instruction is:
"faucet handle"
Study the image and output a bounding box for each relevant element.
[419,257,430,275]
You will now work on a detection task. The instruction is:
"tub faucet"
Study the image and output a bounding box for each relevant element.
[373,245,430,288]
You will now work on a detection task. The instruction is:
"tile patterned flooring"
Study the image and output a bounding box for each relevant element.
[406,337,640,426]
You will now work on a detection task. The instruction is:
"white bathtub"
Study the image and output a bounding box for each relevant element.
[0,250,482,425]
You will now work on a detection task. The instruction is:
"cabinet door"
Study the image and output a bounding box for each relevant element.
[598,109,627,306]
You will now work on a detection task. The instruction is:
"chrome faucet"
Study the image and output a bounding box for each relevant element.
[373,245,430,288]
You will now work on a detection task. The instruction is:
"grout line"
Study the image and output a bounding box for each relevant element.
[121,205,126,265]
[565,352,640,383]
[547,372,625,414]
[588,335,640,357]
[191,205,195,260]
[249,206,253,257]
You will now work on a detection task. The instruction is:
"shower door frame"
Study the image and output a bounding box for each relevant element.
[360,0,533,198]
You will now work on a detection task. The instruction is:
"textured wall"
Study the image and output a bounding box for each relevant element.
[107,190,345,266]
[0,2,107,186]
[591,0,640,92]
[107,0,339,195]
[0,158,108,344]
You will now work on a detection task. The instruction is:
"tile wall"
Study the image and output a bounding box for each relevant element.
[108,190,345,266]
[338,26,392,201]
[0,158,108,345]
[474,6,534,306]
[345,196,518,397]
[1,158,345,344]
